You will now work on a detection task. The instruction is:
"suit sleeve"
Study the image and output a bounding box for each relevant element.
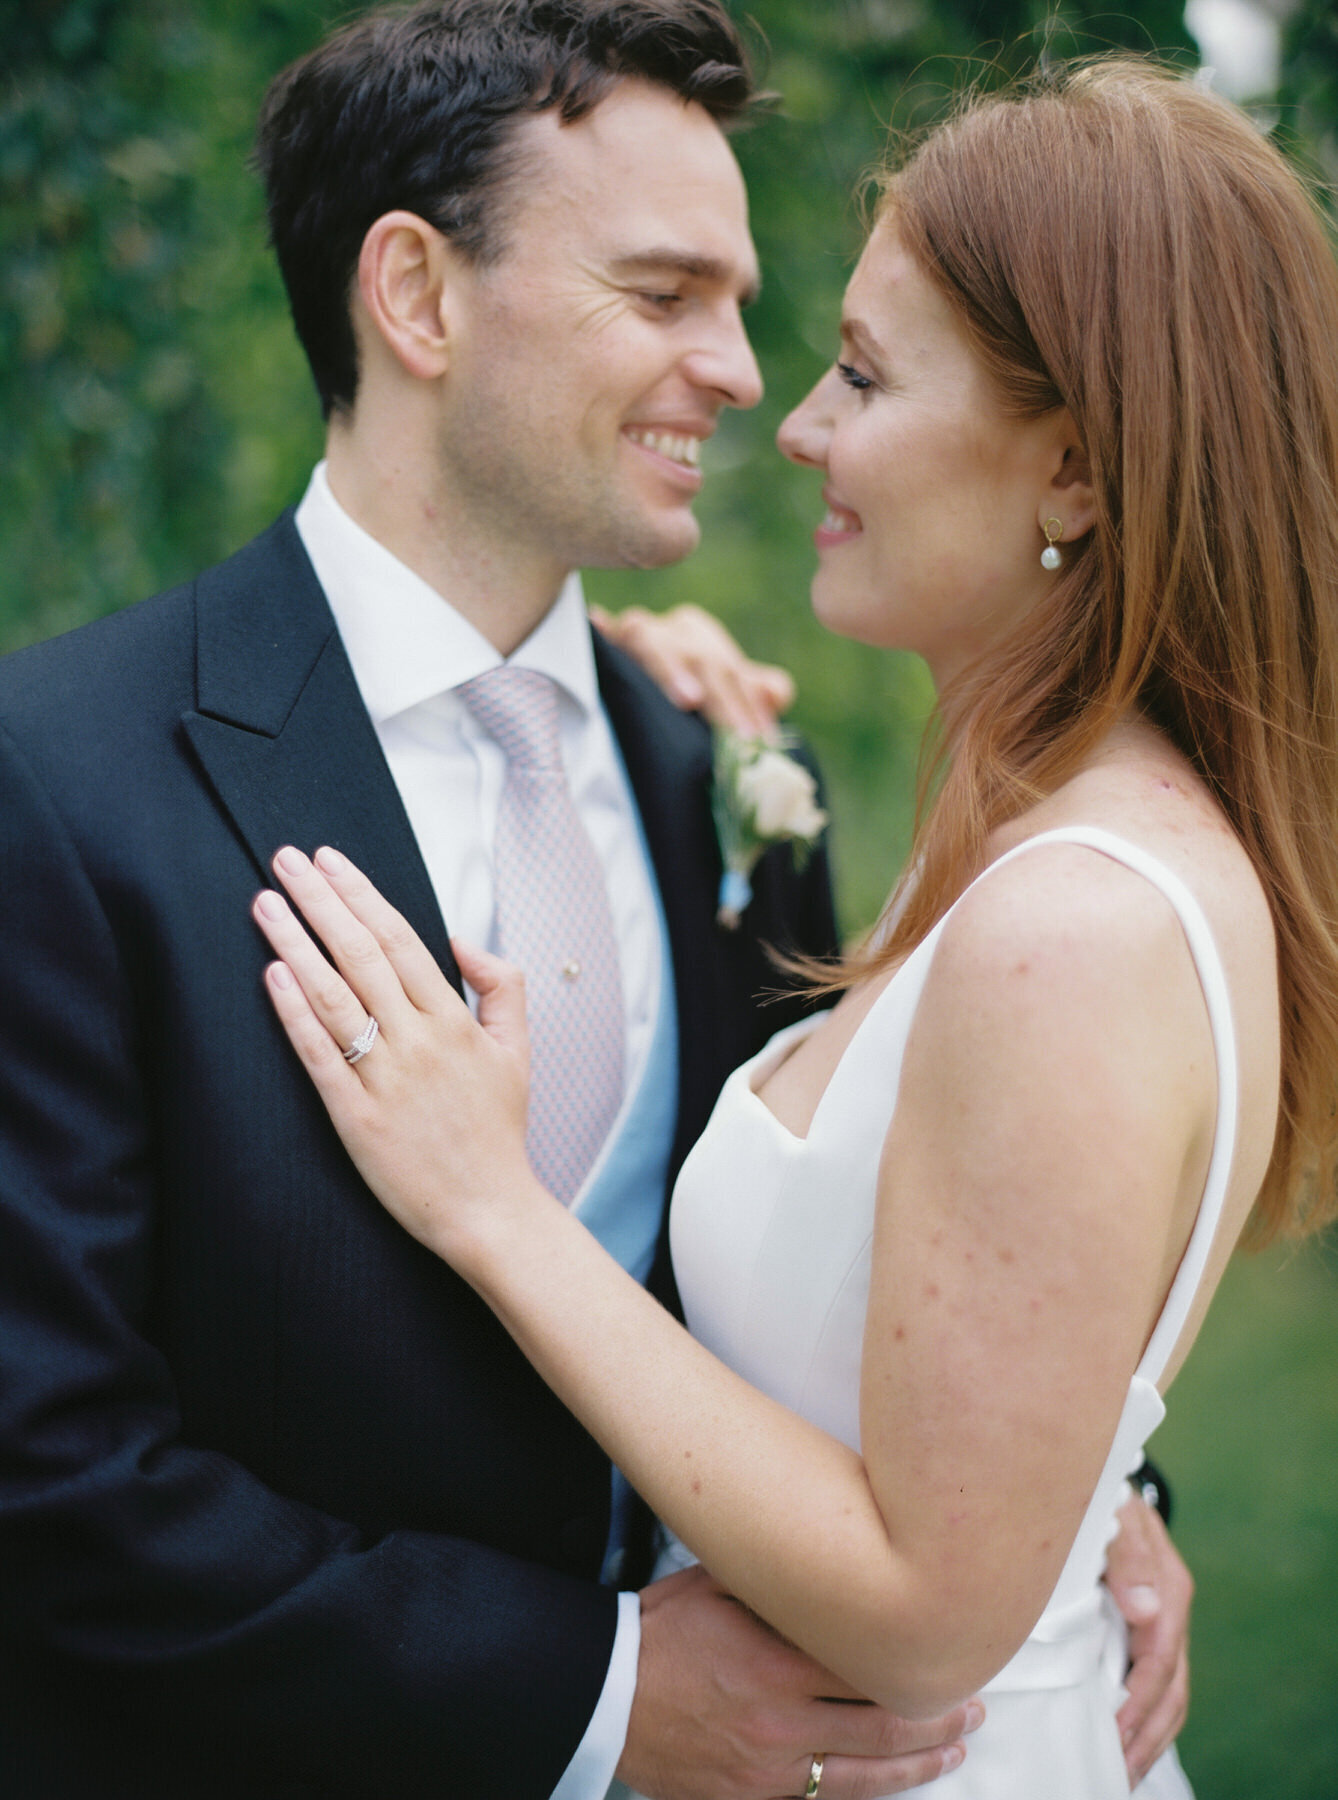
[0,721,616,1800]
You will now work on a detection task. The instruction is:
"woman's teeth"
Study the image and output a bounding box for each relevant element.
[822,506,861,535]
[626,429,702,468]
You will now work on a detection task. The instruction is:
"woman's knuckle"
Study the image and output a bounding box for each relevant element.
[351,1099,383,1138]
[381,913,414,953]
[313,975,347,1013]
[342,926,380,967]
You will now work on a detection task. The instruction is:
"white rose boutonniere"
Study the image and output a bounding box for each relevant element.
[712,732,828,929]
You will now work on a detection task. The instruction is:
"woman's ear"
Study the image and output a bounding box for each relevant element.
[355,210,459,383]
[1039,413,1096,547]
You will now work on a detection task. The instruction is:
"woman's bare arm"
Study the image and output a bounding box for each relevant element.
[252,842,1216,1719]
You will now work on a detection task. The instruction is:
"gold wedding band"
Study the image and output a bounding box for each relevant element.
[804,1752,826,1799]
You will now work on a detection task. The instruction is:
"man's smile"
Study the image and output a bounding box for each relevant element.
[623,427,704,468]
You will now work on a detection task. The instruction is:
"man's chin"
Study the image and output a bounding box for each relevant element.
[614,512,703,572]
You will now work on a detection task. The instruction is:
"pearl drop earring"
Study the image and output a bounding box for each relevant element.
[1041,518,1064,570]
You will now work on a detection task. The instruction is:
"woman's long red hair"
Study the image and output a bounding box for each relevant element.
[850,62,1338,1241]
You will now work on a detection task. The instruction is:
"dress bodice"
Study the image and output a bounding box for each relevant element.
[666,827,1236,1756]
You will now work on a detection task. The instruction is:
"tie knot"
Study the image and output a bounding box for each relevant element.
[457,665,563,772]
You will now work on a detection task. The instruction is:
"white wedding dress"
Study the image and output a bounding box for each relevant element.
[632,827,1225,1798]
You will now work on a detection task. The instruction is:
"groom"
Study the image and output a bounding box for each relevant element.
[0,4,1189,1797]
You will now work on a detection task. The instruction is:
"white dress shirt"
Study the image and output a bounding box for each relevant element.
[295,463,645,1799]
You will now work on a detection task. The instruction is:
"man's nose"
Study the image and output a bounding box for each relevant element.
[685,310,764,411]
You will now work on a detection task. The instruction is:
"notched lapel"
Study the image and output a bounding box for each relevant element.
[593,631,716,963]
[182,513,458,984]
[593,633,754,1139]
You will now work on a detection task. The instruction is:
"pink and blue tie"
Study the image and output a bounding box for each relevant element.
[457,666,625,1205]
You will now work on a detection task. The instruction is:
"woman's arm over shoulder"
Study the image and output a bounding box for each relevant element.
[859,844,1219,1707]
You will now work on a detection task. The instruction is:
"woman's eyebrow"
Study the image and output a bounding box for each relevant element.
[840,317,891,365]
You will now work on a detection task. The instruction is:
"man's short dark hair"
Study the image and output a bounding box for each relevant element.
[255,0,760,418]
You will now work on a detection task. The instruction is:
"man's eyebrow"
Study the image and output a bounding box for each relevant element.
[608,249,762,307]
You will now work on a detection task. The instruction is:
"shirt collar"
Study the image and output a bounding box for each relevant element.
[294,461,598,726]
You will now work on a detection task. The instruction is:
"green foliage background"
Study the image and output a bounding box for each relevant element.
[3,2,1337,1792]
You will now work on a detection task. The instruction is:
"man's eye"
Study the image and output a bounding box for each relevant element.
[837,361,873,392]
[639,291,684,310]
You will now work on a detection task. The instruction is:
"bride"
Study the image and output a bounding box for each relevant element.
[251,61,1338,1798]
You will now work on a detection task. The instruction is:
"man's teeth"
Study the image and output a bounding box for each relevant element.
[627,429,702,468]
[822,507,861,534]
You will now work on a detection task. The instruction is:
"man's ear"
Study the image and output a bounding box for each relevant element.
[1038,412,1096,548]
[355,210,462,382]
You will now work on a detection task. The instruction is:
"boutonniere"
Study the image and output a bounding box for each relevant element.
[713,732,828,929]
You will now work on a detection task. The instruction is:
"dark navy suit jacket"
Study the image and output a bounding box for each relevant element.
[0,514,839,1798]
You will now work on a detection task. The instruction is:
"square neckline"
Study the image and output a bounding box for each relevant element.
[735,825,1240,1394]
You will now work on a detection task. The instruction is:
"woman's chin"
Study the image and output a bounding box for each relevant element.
[809,584,901,653]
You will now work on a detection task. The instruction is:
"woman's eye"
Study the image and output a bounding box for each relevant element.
[837,361,873,392]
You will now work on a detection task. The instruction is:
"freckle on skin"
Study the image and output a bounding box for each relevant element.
[925,1282,941,1301]
[894,1325,906,1341]
[998,1247,1015,1265]
[690,1478,702,1496]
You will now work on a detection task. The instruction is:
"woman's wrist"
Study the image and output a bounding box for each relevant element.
[430,1164,558,1287]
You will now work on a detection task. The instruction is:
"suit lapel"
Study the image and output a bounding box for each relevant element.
[592,632,736,1155]
[181,512,458,985]
[593,632,716,948]
[180,530,751,1101]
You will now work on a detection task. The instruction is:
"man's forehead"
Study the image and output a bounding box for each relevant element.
[508,84,757,283]
[515,81,742,199]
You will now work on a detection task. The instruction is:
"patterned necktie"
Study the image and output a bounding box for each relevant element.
[456,666,626,1205]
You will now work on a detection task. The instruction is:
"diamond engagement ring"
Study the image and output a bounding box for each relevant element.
[803,1753,825,1799]
[343,1015,379,1064]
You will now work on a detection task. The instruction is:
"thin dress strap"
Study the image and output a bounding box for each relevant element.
[963,826,1240,1388]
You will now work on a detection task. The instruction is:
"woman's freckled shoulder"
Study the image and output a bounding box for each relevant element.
[924,843,1195,1015]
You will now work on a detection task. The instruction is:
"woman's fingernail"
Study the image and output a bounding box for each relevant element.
[275,846,308,875]
[1124,1585,1160,1618]
[314,845,347,875]
[964,1700,986,1733]
[944,1744,965,1772]
[255,890,285,920]
[268,961,294,989]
